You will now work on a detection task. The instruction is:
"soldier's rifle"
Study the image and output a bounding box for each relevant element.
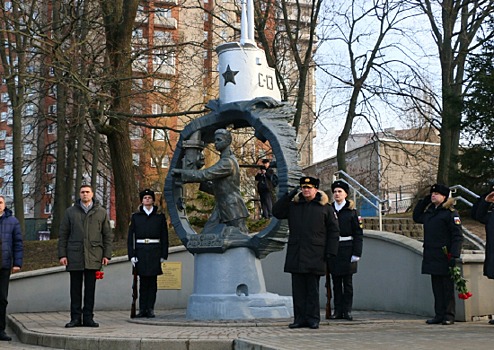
[325,262,332,319]
[130,232,138,318]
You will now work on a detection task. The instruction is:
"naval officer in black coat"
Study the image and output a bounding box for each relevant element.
[329,180,363,321]
[128,189,169,318]
[413,184,463,325]
[273,176,340,329]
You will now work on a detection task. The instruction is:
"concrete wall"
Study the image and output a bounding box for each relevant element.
[9,232,494,321]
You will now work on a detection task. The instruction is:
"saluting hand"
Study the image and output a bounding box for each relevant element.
[485,191,494,203]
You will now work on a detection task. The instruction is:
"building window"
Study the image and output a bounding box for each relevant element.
[161,155,170,168]
[152,48,175,67]
[46,163,55,174]
[0,130,6,140]
[154,30,172,43]
[44,202,52,214]
[23,164,32,175]
[1,93,9,103]
[152,129,167,141]
[23,144,33,155]
[154,79,171,92]
[47,143,56,155]
[48,104,57,115]
[129,125,143,139]
[50,85,57,97]
[133,28,143,39]
[23,183,30,194]
[45,184,53,194]
[23,123,33,135]
[155,8,172,20]
[0,112,7,121]
[47,123,56,134]
[132,153,140,166]
[151,103,167,115]
[151,155,170,168]
[24,103,35,116]
[3,184,13,196]
[0,150,5,159]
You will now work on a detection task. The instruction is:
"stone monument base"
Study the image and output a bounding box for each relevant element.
[187,293,293,320]
[186,247,293,320]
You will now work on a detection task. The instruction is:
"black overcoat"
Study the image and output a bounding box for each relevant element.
[413,198,463,276]
[127,206,169,276]
[273,190,340,276]
[471,196,494,279]
[330,200,363,276]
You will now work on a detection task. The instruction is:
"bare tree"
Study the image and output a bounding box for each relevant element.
[0,0,42,233]
[316,0,421,172]
[413,0,494,184]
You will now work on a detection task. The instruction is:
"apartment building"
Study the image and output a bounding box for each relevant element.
[0,0,316,233]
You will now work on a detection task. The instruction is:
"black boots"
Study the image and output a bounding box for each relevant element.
[0,331,12,341]
[136,309,155,318]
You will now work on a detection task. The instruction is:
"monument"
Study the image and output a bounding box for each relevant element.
[164,0,302,320]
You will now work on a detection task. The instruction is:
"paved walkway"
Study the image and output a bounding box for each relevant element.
[3,310,494,350]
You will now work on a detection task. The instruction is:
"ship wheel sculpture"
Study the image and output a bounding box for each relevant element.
[164,97,302,258]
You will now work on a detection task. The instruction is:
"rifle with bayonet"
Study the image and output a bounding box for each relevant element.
[130,266,138,318]
[130,232,138,318]
[325,262,332,319]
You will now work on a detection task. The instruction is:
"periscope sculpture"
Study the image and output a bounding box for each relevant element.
[164,0,302,320]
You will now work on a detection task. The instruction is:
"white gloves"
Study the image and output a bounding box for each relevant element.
[351,255,360,263]
[160,258,165,263]
[131,257,138,267]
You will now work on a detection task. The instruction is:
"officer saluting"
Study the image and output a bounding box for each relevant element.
[413,184,463,325]
[127,189,169,318]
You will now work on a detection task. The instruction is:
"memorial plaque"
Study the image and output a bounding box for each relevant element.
[157,262,182,290]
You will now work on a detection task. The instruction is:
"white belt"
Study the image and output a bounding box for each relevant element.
[136,239,160,244]
[339,236,353,242]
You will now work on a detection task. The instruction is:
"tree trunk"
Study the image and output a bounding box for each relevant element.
[96,0,140,239]
[107,122,136,240]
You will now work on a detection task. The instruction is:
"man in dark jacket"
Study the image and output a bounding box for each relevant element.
[413,184,463,325]
[273,176,340,329]
[471,186,494,324]
[329,180,363,321]
[0,195,22,341]
[58,185,113,328]
[128,189,169,318]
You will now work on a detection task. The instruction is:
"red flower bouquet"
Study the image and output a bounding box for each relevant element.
[442,246,472,300]
[95,267,105,280]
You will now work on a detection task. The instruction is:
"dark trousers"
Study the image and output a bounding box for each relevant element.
[291,273,321,324]
[332,274,353,313]
[431,275,455,321]
[259,191,272,218]
[0,268,11,331]
[69,270,97,321]
[139,275,158,312]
